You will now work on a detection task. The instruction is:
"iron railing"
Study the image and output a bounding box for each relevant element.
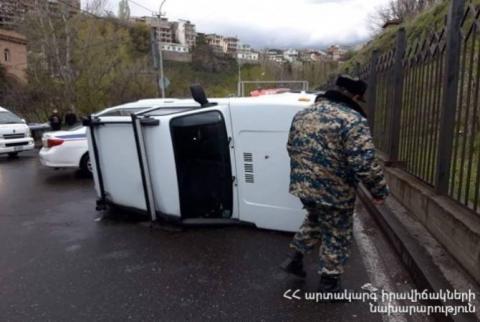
[350,0,480,214]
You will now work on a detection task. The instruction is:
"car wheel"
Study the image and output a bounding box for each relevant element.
[7,152,18,158]
[80,153,93,176]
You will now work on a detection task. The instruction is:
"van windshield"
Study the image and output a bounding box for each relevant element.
[0,111,23,124]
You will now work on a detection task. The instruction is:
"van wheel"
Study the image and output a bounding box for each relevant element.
[8,152,18,158]
[80,153,93,176]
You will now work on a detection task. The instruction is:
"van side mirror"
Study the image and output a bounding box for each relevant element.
[190,85,217,108]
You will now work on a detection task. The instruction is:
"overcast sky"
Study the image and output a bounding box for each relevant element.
[84,0,390,49]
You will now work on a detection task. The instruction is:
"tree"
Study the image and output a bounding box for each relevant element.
[117,0,130,21]
[369,0,440,32]
[85,0,109,16]
[12,6,156,121]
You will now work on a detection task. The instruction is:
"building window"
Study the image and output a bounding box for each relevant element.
[4,48,10,62]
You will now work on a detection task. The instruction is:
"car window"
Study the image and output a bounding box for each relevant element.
[67,124,84,131]
[0,111,23,124]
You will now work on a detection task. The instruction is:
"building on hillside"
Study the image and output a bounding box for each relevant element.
[265,49,285,63]
[237,51,259,62]
[297,49,329,62]
[161,42,189,53]
[223,37,238,57]
[131,16,174,43]
[161,42,191,62]
[172,19,196,48]
[0,0,80,28]
[0,29,27,82]
[311,50,329,61]
[205,33,224,54]
[157,17,173,43]
[236,44,259,63]
[326,45,347,61]
[283,49,298,62]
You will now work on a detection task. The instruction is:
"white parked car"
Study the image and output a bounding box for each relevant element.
[0,106,34,157]
[39,125,91,174]
[38,101,164,174]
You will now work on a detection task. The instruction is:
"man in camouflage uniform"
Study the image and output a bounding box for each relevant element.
[280,75,389,293]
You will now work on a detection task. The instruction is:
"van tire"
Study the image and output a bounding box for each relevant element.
[80,153,92,176]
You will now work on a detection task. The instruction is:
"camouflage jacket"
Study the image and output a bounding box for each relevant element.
[287,94,389,210]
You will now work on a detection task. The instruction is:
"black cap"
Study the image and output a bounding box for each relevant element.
[336,75,367,102]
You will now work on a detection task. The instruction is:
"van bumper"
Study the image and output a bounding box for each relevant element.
[0,138,34,154]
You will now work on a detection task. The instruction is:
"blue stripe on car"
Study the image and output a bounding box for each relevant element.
[56,134,86,140]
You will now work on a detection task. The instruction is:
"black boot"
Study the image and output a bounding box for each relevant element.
[280,251,306,278]
[318,274,342,293]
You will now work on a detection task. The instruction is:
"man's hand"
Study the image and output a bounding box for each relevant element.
[372,198,385,206]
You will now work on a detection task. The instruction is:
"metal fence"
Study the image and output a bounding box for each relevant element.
[355,0,480,214]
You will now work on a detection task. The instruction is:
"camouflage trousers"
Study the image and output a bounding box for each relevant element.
[290,204,354,275]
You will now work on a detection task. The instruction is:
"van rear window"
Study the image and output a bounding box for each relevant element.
[99,107,150,116]
[147,107,194,116]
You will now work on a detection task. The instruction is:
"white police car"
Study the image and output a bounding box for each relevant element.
[38,100,160,175]
[39,125,91,174]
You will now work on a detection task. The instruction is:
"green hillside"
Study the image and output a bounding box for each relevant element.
[341,0,465,73]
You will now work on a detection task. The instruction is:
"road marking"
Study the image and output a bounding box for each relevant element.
[353,212,407,322]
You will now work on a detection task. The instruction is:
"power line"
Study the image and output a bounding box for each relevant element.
[127,0,157,15]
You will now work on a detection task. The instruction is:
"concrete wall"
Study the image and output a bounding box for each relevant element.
[163,51,192,63]
[384,167,480,284]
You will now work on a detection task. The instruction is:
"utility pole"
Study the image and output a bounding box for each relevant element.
[150,27,161,97]
[237,61,242,96]
[158,0,167,98]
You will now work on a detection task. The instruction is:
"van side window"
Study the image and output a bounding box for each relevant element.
[170,111,233,219]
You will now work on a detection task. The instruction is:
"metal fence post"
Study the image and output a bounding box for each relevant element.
[367,50,379,131]
[387,28,406,164]
[354,61,361,77]
[435,0,465,194]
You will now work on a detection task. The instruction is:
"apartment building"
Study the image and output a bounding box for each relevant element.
[298,49,329,62]
[265,49,285,63]
[223,37,238,56]
[131,16,174,43]
[283,49,298,62]
[326,45,347,61]
[172,19,196,48]
[205,33,224,54]
[161,42,189,53]
[237,44,258,62]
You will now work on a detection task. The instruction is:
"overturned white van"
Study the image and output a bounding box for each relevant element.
[85,88,319,232]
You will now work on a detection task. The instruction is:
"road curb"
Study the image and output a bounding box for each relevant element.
[358,185,477,322]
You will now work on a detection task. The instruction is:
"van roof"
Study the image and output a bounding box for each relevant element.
[100,92,319,116]
[227,92,318,106]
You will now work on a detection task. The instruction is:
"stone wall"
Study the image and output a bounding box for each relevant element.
[384,167,480,284]
[163,51,192,63]
[0,29,27,82]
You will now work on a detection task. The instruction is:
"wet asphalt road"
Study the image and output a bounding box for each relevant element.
[0,151,384,321]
